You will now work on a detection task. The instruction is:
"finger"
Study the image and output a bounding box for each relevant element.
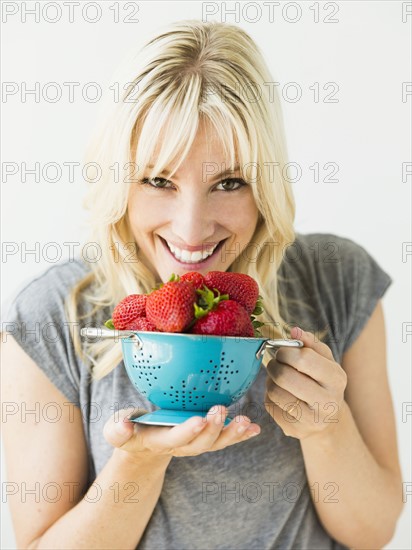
[103,407,139,448]
[211,415,261,450]
[266,359,324,404]
[290,327,334,360]
[275,346,335,388]
[136,414,208,452]
[265,380,303,420]
[264,394,300,437]
[183,405,229,452]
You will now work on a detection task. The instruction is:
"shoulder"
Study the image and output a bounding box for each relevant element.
[293,232,371,265]
[2,259,93,407]
[2,258,92,325]
[282,232,392,355]
[11,257,90,298]
[284,232,389,285]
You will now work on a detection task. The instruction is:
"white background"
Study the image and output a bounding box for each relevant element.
[1,1,411,548]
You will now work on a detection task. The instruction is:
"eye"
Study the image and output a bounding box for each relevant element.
[140,177,173,189]
[215,178,247,192]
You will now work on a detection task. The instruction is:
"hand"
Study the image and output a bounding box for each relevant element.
[264,327,347,440]
[103,405,261,460]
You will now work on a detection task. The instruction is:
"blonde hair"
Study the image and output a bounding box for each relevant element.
[66,19,300,379]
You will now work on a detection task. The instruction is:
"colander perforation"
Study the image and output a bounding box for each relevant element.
[122,333,279,413]
[81,328,303,421]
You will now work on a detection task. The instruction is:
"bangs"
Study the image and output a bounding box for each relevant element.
[132,72,255,182]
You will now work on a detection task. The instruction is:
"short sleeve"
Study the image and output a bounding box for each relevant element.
[343,241,393,353]
[2,264,85,407]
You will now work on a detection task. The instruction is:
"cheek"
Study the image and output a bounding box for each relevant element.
[127,195,170,236]
[214,193,258,228]
[233,197,259,237]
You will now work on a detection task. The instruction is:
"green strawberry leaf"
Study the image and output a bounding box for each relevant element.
[168,273,180,282]
[194,286,229,319]
[104,318,115,329]
[252,296,264,316]
[194,302,209,319]
[196,286,215,309]
[251,316,265,338]
[211,287,229,302]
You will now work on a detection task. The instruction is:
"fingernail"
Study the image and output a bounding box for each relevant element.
[246,428,260,437]
[209,405,225,425]
[215,413,224,425]
[116,420,128,433]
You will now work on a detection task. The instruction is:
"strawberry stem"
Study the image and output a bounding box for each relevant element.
[194,285,229,319]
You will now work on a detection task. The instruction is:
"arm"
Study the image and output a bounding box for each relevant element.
[299,302,403,548]
[1,336,170,550]
[2,335,260,549]
[264,302,403,548]
[29,451,170,550]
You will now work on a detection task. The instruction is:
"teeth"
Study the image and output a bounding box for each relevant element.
[165,241,218,263]
[190,251,203,262]
[181,250,191,262]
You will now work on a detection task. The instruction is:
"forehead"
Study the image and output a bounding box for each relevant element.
[156,119,231,160]
[137,114,241,180]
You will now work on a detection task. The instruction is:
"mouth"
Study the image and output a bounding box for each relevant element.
[159,236,227,268]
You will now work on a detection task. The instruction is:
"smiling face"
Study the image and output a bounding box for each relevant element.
[127,120,260,283]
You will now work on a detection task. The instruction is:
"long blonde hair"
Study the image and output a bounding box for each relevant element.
[66,19,298,379]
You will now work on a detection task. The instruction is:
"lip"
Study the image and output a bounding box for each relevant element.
[159,236,228,270]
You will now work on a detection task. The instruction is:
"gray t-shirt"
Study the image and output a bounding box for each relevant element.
[4,233,392,550]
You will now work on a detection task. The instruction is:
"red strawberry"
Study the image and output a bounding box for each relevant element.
[146,281,197,333]
[191,300,254,337]
[112,294,147,330]
[127,317,157,332]
[180,271,205,290]
[204,272,259,314]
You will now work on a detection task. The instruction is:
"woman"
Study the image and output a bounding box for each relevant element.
[2,20,403,549]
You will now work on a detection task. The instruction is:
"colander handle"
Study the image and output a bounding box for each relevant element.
[80,327,143,348]
[256,338,304,360]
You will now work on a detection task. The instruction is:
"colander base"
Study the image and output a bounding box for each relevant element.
[131,409,232,427]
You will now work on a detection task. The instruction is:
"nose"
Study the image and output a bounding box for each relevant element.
[170,189,216,245]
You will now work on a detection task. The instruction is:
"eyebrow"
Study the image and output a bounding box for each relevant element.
[145,163,241,179]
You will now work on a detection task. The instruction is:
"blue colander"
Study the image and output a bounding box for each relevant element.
[81,328,303,426]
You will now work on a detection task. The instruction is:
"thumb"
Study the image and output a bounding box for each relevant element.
[103,407,143,449]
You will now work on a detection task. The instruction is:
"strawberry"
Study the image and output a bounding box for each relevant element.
[146,281,197,333]
[204,272,259,314]
[127,317,157,332]
[180,271,205,290]
[112,294,147,330]
[191,300,254,337]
